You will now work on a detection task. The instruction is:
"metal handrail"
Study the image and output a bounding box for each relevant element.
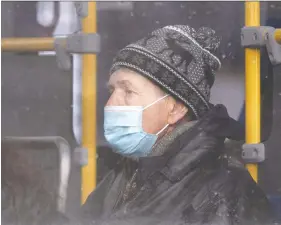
[81,1,97,204]
[245,1,260,182]
[1,37,59,52]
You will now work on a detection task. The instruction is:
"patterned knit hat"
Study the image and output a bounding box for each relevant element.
[110,25,221,119]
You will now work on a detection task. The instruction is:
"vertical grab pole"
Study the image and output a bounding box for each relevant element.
[275,29,281,45]
[81,1,97,204]
[245,1,260,182]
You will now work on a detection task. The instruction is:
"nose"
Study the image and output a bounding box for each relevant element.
[106,91,123,106]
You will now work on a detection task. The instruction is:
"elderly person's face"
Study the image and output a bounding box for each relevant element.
[106,68,188,135]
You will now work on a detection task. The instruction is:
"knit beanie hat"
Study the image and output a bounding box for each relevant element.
[110,25,221,119]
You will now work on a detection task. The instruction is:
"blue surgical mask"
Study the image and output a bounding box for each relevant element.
[104,95,169,157]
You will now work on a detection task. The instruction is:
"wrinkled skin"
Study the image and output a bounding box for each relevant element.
[106,68,189,137]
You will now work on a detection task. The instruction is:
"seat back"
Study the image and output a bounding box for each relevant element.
[1,136,71,213]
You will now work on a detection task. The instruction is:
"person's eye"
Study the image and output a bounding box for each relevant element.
[126,89,134,95]
[108,87,114,94]
[124,86,136,95]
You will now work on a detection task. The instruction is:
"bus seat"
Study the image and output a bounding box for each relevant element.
[1,136,71,213]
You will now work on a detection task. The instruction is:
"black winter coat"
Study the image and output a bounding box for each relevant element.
[78,105,274,225]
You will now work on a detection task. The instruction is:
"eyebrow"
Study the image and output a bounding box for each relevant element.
[118,80,134,89]
[106,80,134,90]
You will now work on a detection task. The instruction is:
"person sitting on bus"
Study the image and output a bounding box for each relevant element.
[77,25,274,225]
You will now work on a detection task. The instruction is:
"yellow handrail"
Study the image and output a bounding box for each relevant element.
[245,1,260,182]
[275,29,281,45]
[81,1,97,204]
[1,37,58,52]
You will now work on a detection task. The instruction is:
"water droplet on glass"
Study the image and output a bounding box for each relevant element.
[155,21,160,24]
[130,12,134,17]
[180,4,185,8]
[227,42,232,47]
[222,54,226,59]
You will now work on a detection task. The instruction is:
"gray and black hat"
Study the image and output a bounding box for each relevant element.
[110,25,221,119]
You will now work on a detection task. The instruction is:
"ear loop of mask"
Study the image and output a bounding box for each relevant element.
[143,94,170,110]
[143,94,170,136]
[156,124,169,136]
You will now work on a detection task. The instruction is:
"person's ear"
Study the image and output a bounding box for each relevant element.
[167,98,188,125]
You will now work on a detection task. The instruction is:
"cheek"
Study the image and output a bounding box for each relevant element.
[142,104,168,134]
[125,93,141,106]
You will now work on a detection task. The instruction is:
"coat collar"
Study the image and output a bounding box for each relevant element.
[137,104,244,182]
